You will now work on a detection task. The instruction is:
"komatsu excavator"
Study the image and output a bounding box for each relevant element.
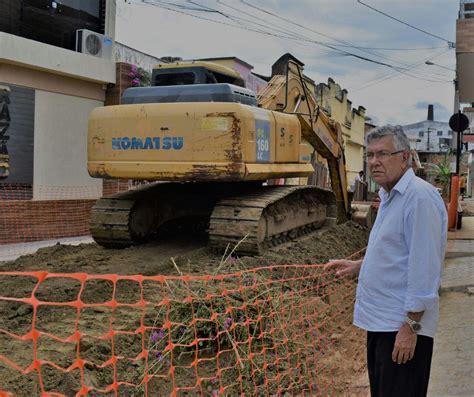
[87,53,352,255]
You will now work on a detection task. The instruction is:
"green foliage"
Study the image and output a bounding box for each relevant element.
[425,150,452,199]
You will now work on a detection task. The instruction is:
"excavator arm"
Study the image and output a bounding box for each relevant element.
[257,54,350,222]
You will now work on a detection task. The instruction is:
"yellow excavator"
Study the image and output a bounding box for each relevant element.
[87,53,351,254]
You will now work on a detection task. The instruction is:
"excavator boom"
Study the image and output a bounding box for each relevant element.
[257,54,349,221]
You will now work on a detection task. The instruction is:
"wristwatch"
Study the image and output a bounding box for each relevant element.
[405,316,422,333]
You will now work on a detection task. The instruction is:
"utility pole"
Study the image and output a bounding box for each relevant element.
[426,127,435,151]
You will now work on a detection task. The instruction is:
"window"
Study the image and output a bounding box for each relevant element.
[212,71,245,87]
[465,3,474,11]
[154,73,196,86]
[419,131,424,137]
[437,130,443,136]
[1,0,104,51]
[448,130,453,136]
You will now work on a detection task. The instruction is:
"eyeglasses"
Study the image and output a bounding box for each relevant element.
[365,150,404,161]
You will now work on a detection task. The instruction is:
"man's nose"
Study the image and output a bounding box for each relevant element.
[367,156,380,165]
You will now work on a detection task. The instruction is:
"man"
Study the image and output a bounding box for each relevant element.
[350,170,366,192]
[459,174,467,199]
[356,170,365,184]
[330,125,447,396]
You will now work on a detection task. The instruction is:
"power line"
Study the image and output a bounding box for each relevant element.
[356,0,455,48]
[137,0,452,83]
[236,0,450,80]
[144,0,394,68]
[217,1,446,52]
[140,0,448,79]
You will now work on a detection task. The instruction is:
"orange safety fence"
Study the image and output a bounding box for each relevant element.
[0,250,367,396]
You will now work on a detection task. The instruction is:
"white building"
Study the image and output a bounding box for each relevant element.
[0,1,117,198]
[403,105,453,154]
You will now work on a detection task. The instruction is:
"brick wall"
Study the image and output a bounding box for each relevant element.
[103,179,130,196]
[0,199,95,244]
[105,62,133,106]
[457,19,474,53]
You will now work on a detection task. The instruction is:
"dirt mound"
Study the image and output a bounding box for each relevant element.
[0,221,370,396]
[2,221,368,276]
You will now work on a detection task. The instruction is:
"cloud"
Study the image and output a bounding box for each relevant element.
[116,0,458,125]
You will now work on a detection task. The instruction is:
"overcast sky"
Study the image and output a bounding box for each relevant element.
[116,0,458,126]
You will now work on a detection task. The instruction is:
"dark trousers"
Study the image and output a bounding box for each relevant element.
[367,331,433,397]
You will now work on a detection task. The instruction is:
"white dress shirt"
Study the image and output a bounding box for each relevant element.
[354,168,448,337]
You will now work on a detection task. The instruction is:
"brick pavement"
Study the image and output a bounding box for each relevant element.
[428,215,474,397]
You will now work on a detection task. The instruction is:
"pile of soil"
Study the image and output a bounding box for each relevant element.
[0,221,370,396]
[3,221,368,276]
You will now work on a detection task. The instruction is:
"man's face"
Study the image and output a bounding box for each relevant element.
[367,136,409,192]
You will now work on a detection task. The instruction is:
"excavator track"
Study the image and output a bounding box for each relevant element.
[90,183,336,254]
[209,185,336,255]
[90,182,228,248]
[89,196,135,247]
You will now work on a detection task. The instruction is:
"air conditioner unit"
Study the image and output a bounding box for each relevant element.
[76,29,113,59]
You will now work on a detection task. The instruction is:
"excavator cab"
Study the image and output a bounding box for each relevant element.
[151,62,246,87]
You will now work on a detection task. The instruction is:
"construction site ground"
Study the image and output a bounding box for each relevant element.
[0,221,371,396]
[2,201,473,396]
[428,199,474,397]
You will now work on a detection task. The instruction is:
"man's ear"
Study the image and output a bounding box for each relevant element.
[402,151,410,166]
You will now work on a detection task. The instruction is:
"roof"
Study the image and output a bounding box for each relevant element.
[252,72,271,82]
[197,57,254,70]
[153,61,243,80]
[464,134,474,143]
[403,120,449,130]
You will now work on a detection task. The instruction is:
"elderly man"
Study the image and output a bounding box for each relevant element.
[331,125,447,397]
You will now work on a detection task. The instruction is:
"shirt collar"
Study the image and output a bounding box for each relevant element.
[379,168,415,201]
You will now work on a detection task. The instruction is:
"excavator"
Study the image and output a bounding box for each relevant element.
[87,53,353,255]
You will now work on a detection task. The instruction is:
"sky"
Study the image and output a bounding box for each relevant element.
[115,0,458,126]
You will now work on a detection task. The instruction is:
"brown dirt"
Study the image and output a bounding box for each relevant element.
[0,221,370,396]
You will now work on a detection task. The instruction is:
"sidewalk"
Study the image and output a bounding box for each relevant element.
[0,236,93,262]
[428,205,474,396]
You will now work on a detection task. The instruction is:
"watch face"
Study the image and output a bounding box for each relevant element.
[412,323,422,331]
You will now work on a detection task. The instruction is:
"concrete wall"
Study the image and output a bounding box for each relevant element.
[456,19,474,103]
[0,63,106,102]
[114,42,165,74]
[316,79,367,188]
[0,32,115,84]
[33,91,103,199]
[403,120,453,152]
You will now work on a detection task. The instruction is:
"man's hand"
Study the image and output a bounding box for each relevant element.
[392,324,417,364]
[329,259,363,278]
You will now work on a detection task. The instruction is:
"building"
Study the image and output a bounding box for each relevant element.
[0,1,121,244]
[403,105,453,159]
[457,1,474,104]
[316,78,367,189]
[458,107,474,196]
[197,56,268,94]
[456,1,474,196]
[0,0,116,198]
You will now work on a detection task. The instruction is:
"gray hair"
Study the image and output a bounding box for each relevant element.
[366,125,412,166]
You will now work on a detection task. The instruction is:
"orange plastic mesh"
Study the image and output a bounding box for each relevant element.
[0,249,366,396]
